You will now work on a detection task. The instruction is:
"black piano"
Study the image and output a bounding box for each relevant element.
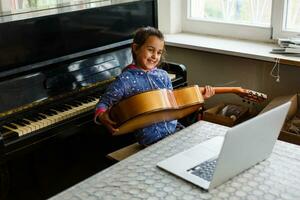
[0,0,186,199]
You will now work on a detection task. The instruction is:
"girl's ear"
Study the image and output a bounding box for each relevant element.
[132,43,138,53]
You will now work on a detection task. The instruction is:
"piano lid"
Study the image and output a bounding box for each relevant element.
[0,0,157,78]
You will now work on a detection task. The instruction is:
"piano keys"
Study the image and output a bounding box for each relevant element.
[2,95,99,138]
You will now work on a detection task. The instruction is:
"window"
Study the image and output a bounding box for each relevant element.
[189,0,272,27]
[183,0,300,41]
[284,0,300,32]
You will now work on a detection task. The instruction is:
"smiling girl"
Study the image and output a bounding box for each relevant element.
[95,27,214,146]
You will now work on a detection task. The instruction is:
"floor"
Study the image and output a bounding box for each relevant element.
[4,125,135,200]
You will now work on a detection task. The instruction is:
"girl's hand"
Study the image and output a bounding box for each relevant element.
[203,85,215,99]
[98,111,119,134]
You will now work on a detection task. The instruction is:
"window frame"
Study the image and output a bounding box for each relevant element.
[182,0,300,42]
[271,0,300,39]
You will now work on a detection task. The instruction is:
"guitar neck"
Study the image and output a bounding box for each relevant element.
[199,86,244,94]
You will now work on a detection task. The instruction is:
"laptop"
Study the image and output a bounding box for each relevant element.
[157,101,291,190]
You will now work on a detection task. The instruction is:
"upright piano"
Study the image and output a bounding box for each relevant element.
[0,0,187,198]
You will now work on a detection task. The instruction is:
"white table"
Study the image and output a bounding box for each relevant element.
[50,121,300,200]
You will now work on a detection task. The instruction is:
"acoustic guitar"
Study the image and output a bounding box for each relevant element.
[108,85,267,135]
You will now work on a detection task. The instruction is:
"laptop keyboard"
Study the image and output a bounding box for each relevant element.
[188,158,218,182]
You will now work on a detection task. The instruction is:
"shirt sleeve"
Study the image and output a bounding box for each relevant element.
[94,76,125,123]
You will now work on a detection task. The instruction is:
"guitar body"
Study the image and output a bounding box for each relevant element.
[110,85,204,135]
[108,85,267,135]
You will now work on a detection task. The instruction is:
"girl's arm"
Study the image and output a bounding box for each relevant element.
[94,77,125,127]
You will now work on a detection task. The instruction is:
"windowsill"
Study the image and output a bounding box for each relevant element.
[165,33,300,67]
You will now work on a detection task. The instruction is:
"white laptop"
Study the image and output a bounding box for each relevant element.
[157,102,291,190]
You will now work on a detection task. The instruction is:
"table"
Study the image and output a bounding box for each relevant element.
[50,121,300,200]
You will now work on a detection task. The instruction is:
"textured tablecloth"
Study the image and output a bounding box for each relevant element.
[50,121,300,200]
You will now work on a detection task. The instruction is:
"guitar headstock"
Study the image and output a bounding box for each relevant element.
[237,89,267,103]
[199,86,267,104]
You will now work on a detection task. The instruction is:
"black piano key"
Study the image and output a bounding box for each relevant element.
[0,126,12,135]
[92,94,101,99]
[41,110,56,116]
[0,127,19,140]
[68,101,82,107]
[27,115,41,121]
[76,97,85,101]
[59,106,69,111]
[50,109,60,114]
[88,98,96,102]
[92,96,99,100]
[57,105,69,111]
[90,94,99,98]
[75,99,83,104]
[19,119,31,125]
[86,96,95,101]
[80,99,91,103]
[63,104,73,109]
[13,119,26,126]
[23,114,38,122]
[85,96,95,101]
[36,113,47,119]
[49,109,58,115]
[62,104,72,109]
[47,106,62,112]
[62,104,73,110]
[4,123,18,129]
[9,121,22,127]
[48,107,61,113]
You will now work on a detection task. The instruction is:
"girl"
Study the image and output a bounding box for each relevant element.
[95,26,214,146]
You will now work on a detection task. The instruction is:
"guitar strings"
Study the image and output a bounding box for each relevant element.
[270,58,280,83]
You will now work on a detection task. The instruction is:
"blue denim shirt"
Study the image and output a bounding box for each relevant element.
[95,64,177,145]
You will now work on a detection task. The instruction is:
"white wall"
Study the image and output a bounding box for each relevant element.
[157,0,181,34]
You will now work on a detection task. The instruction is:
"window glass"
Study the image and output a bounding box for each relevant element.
[189,0,272,27]
[285,0,300,32]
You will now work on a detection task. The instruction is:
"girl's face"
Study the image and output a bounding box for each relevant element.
[133,36,164,71]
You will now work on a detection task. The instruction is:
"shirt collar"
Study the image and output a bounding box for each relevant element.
[125,63,157,72]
